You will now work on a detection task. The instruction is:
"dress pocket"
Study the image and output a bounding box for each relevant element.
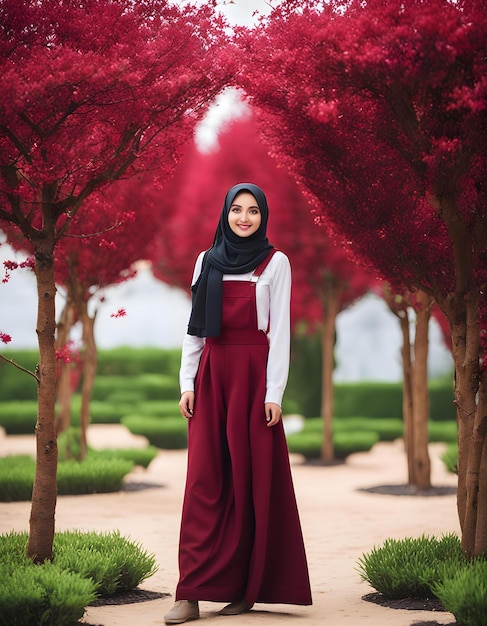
[221,295,251,329]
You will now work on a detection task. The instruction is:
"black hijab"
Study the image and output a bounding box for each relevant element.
[187,183,274,337]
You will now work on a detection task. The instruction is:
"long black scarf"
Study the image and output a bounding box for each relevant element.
[187,183,274,337]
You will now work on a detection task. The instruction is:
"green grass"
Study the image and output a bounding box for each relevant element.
[0,529,158,625]
[0,454,135,501]
[285,416,457,461]
[121,415,188,449]
[357,533,464,599]
[357,534,487,626]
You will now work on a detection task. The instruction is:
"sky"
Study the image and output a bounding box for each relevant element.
[207,0,274,26]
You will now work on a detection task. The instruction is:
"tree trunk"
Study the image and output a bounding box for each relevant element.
[434,190,487,558]
[27,235,58,563]
[411,289,432,490]
[383,285,431,488]
[79,302,97,461]
[55,299,75,435]
[399,310,415,483]
[444,290,487,558]
[320,285,340,464]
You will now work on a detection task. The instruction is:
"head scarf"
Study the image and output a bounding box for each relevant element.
[187,183,274,337]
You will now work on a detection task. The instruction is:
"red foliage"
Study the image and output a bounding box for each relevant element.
[0,331,12,344]
[0,0,232,239]
[53,174,161,296]
[151,109,374,328]
[236,0,487,354]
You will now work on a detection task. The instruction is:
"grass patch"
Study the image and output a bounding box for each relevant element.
[285,417,457,462]
[0,529,157,625]
[0,401,38,434]
[357,533,464,599]
[122,415,188,449]
[433,559,487,626]
[0,455,135,502]
[285,419,379,460]
[357,534,487,626]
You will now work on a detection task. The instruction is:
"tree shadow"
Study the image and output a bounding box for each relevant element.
[357,484,457,497]
[90,589,169,606]
[362,592,459,626]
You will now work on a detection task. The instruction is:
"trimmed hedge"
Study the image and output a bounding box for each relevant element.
[121,415,188,449]
[92,373,179,402]
[285,416,457,461]
[96,346,181,377]
[0,351,39,401]
[0,401,38,434]
[333,381,456,421]
[0,455,135,501]
[0,349,456,432]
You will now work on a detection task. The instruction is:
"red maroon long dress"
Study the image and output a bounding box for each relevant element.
[175,256,312,607]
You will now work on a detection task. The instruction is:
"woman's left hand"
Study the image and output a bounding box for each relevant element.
[265,402,282,427]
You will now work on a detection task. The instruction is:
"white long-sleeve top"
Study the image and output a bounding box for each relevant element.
[179,249,291,407]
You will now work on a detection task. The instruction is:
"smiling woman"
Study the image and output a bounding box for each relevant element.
[164,183,312,625]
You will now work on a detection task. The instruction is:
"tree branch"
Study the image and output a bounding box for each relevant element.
[64,220,122,238]
[0,353,40,384]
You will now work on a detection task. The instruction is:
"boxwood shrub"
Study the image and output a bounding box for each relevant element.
[0,529,158,625]
[358,533,487,626]
[121,415,187,449]
[0,455,135,501]
[0,351,39,401]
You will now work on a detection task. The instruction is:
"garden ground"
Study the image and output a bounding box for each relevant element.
[0,424,459,626]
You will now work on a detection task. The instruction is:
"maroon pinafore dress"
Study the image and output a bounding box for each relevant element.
[176,252,312,606]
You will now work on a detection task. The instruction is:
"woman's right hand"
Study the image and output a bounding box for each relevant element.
[179,391,195,419]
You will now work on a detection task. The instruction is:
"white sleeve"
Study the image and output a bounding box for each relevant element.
[179,252,206,394]
[265,253,291,406]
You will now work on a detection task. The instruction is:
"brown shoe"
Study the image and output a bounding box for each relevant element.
[219,600,254,616]
[164,600,199,624]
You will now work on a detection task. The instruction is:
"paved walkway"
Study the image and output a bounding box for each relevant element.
[0,425,459,626]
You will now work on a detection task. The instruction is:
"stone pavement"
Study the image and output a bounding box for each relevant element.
[0,424,459,626]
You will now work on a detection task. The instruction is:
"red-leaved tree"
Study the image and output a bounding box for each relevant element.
[0,0,231,561]
[54,175,163,458]
[236,0,487,557]
[151,108,373,461]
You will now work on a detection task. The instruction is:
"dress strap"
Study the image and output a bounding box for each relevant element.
[251,249,277,283]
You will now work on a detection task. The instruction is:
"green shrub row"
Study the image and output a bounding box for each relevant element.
[120,414,386,457]
[0,348,455,421]
[56,426,159,467]
[357,534,487,626]
[0,348,181,402]
[284,417,457,460]
[332,381,455,421]
[0,397,182,434]
[0,351,39,401]
[92,373,179,401]
[0,454,134,502]
[122,415,188,449]
[96,346,181,376]
[0,529,157,626]
[119,414,457,461]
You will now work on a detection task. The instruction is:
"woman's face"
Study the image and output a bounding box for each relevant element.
[227,192,262,238]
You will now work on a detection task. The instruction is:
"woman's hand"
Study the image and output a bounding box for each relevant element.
[265,402,282,427]
[179,391,195,419]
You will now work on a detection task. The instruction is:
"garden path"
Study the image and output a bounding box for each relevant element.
[0,425,459,626]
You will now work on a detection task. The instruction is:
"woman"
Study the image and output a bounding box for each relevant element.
[164,183,312,625]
